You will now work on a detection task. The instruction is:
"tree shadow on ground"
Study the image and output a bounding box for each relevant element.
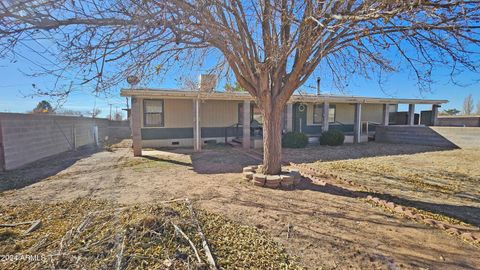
[140,146,257,174]
[0,146,100,193]
[297,179,480,227]
[281,142,455,164]
[142,155,192,167]
[190,147,261,174]
[155,142,456,174]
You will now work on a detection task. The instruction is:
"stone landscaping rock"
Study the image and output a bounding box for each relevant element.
[413,214,424,221]
[385,202,395,209]
[461,232,476,241]
[394,205,404,212]
[264,183,280,189]
[280,175,294,188]
[264,175,281,188]
[266,175,281,183]
[253,173,266,181]
[243,167,254,173]
[403,209,414,218]
[253,179,265,187]
[244,166,303,190]
[243,172,254,180]
[435,222,447,230]
[446,227,460,235]
[424,219,436,226]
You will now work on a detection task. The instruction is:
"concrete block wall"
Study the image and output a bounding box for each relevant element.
[0,113,130,170]
[437,116,480,127]
[107,121,132,139]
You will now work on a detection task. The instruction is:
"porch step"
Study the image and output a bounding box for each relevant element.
[375,126,458,148]
[227,138,242,147]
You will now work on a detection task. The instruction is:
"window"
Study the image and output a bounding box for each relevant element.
[238,103,262,125]
[313,104,336,124]
[238,103,244,124]
[252,105,263,125]
[328,106,336,123]
[389,104,398,112]
[143,100,164,127]
[313,104,323,124]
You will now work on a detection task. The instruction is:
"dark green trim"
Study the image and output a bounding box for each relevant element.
[330,124,354,133]
[299,124,356,136]
[201,127,242,138]
[141,128,192,140]
[141,127,243,140]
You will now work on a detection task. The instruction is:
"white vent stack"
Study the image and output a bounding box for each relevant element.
[198,74,217,92]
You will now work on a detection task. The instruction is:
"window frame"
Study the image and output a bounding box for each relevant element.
[313,104,336,125]
[237,103,255,125]
[313,104,323,124]
[143,99,165,127]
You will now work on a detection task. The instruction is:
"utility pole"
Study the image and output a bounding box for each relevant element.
[109,104,112,120]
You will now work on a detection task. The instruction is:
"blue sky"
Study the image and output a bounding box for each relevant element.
[1,42,479,117]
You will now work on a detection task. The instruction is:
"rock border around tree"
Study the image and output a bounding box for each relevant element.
[242,166,302,189]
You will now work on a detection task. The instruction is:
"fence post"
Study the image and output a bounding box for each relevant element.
[0,119,5,171]
[92,126,99,147]
[72,124,77,150]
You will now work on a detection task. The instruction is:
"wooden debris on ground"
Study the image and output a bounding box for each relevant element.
[0,198,302,270]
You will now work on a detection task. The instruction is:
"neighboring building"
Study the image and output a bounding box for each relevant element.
[120,85,447,156]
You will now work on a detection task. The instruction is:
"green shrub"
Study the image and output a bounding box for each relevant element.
[282,132,309,148]
[320,130,345,146]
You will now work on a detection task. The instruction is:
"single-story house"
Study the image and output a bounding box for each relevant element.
[120,78,447,156]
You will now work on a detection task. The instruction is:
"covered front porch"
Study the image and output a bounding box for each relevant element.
[120,89,446,156]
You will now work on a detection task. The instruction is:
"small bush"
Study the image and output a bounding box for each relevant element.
[282,132,309,148]
[320,130,345,146]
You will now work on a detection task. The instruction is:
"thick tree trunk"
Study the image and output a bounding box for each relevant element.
[262,100,283,175]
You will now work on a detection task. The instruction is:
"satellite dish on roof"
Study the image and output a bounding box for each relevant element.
[127,75,139,88]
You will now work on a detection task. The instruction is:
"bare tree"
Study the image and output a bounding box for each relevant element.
[86,108,102,119]
[463,94,474,115]
[114,111,123,121]
[1,1,480,174]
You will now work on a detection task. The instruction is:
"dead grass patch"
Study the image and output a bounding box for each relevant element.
[0,199,301,270]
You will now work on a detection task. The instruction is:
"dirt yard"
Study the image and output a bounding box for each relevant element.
[301,146,480,227]
[1,141,479,269]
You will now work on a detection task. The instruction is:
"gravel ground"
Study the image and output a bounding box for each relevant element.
[0,141,479,269]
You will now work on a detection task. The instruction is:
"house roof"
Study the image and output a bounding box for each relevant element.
[120,88,448,105]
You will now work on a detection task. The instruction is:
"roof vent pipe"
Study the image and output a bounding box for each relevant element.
[316,77,321,95]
